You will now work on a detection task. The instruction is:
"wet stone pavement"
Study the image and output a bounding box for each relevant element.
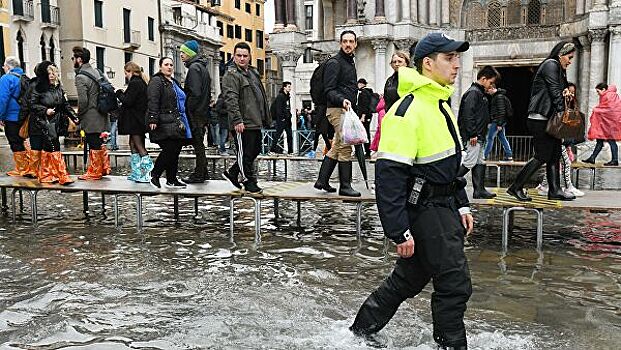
[0,149,620,350]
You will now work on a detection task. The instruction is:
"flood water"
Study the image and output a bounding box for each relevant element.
[0,149,620,350]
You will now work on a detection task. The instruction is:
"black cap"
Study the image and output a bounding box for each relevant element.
[357,78,367,85]
[413,32,469,60]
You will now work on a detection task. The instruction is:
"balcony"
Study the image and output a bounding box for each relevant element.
[12,0,34,22]
[123,30,141,49]
[40,3,60,27]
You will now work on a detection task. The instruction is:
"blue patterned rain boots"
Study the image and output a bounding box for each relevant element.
[136,155,154,183]
[127,153,141,181]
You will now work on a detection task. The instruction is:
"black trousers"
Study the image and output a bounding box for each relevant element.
[528,119,561,164]
[362,120,371,156]
[30,134,60,153]
[153,139,183,182]
[270,121,293,154]
[85,133,104,150]
[4,121,26,152]
[229,129,261,184]
[351,198,472,348]
[190,123,207,177]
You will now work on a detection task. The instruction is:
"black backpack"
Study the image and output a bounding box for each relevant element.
[309,57,334,107]
[77,69,119,114]
[8,72,31,122]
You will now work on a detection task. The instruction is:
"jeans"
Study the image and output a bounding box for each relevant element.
[483,122,513,158]
[270,120,293,154]
[107,120,118,150]
[219,125,228,153]
[590,139,619,162]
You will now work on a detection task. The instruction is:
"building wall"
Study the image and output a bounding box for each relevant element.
[58,0,161,100]
[1,0,10,64]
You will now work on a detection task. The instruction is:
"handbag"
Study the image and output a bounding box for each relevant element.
[546,96,585,140]
[19,116,30,139]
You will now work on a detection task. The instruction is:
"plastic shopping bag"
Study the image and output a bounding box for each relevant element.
[342,108,369,145]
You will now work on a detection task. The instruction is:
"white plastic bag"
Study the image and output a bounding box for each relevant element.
[342,108,369,145]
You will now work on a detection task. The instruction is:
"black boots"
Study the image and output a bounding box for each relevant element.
[457,164,469,177]
[546,163,575,201]
[471,164,496,199]
[507,158,543,201]
[338,161,361,197]
[314,157,337,192]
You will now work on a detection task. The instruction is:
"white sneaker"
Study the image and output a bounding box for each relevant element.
[565,185,585,197]
[536,184,548,196]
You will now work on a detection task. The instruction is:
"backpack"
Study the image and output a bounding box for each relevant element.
[77,69,119,114]
[369,92,380,113]
[8,72,31,122]
[309,57,333,107]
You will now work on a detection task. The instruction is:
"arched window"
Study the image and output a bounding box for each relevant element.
[40,34,47,61]
[527,0,541,25]
[465,0,485,29]
[506,0,522,25]
[487,1,502,28]
[16,30,25,70]
[49,36,55,63]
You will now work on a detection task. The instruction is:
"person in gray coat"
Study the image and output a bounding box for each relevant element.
[72,46,111,180]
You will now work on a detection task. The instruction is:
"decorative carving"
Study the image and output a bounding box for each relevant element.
[313,52,333,64]
[372,39,388,51]
[277,51,303,66]
[588,28,608,43]
[465,25,559,41]
[357,0,367,20]
[610,26,621,38]
[394,39,417,52]
[577,35,591,49]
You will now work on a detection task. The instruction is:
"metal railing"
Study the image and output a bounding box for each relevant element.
[40,3,60,26]
[12,0,34,20]
[485,135,534,161]
[261,129,316,155]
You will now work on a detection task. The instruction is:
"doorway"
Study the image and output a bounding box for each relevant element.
[496,66,537,136]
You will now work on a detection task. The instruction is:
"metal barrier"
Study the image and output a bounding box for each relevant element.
[261,129,316,155]
[485,135,534,161]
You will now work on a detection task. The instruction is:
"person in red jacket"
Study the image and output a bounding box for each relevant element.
[582,83,620,166]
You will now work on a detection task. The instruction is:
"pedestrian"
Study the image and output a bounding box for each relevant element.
[369,95,385,156]
[457,65,499,199]
[107,109,119,151]
[147,57,192,189]
[355,78,374,157]
[72,46,112,181]
[269,81,293,155]
[350,32,473,350]
[0,56,28,176]
[507,40,577,201]
[582,82,620,166]
[383,51,410,112]
[214,93,229,155]
[221,42,271,194]
[483,87,514,161]
[313,30,361,197]
[29,61,77,185]
[180,39,212,184]
[116,61,152,183]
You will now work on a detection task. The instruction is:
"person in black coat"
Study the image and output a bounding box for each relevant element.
[356,78,374,157]
[214,93,229,155]
[116,61,151,183]
[483,87,514,160]
[269,82,293,154]
[383,51,410,113]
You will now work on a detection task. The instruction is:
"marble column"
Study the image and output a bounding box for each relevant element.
[410,0,418,22]
[576,0,585,15]
[592,0,608,10]
[429,0,437,25]
[577,35,591,118]
[587,28,607,115]
[277,51,302,152]
[375,0,385,20]
[274,0,285,30]
[608,26,621,88]
[418,0,428,24]
[373,39,388,92]
[347,0,358,23]
[441,0,450,24]
[401,0,411,22]
[285,0,297,29]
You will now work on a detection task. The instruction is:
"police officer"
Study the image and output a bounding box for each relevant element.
[350,33,474,350]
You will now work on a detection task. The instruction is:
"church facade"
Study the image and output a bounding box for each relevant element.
[269,0,620,136]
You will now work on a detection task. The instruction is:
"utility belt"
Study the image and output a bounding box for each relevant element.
[407,177,467,205]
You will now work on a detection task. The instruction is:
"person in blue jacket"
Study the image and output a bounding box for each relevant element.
[0,56,29,176]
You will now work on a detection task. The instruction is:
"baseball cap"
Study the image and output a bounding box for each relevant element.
[413,32,469,60]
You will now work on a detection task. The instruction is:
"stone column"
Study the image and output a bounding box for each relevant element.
[592,0,608,10]
[323,0,335,40]
[274,0,285,31]
[608,26,621,88]
[577,35,591,117]
[418,0,428,24]
[347,0,358,23]
[277,50,303,151]
[576,0,585,15]
[373,39,388,92]
[410,0,418,22]
[286,0,297,29]
[587,28,607,115]
[375,0,385,20]
[400,0,411,22]
[441,0,450,24]
[429,0,437,25]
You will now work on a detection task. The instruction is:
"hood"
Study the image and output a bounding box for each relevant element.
[608,85,617,94]
[396,67,454,101]
[34,61,56,93]
[9,67,24,75]
[185,55,207,68]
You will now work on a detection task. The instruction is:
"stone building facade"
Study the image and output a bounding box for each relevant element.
[269,0,621,137]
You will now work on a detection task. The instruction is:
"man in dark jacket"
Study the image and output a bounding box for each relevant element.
[457,65,499,199]
[222,42,270,194]
[180,40,212,183]
[356,78,374,157]
[483,87,513,161]
[313,30,360,197]
[269,81,293,154]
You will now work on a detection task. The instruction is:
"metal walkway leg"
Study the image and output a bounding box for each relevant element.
[194,197,199,217]
[274,198,279,220]
[229,198,235,236]
[173,195,179,222]
[502,206,545,253]
[30,190,38,226]
[356,202,363,239]
[1,187,7,213]
[135,194,143,231]
[113,194,120,229]
[296,201,301,227]
[590,168,596,190]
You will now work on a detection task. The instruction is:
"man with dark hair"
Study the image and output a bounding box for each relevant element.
[350,32,473,350]
[269,81,293,155]
[222,42,271,194]
[457,65,499,199]
[313,29,361,197]
[356,78,374,157]
[73,46,111,181]
[180,39,212,183]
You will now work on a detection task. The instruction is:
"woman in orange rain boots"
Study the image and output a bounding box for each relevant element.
[29,61,76,185]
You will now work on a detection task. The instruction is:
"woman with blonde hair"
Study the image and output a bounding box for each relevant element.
[29,61,77,184]
[116,61,151,182]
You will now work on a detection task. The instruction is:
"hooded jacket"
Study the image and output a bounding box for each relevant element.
[184,56,212,127]
[0,67,25,122]
[588,85,621,141]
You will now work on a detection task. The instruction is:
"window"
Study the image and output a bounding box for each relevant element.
[227,52,232,61]
[487,1,501,28]
[256,30,263,48]
[256,59,264,77]
[527,0,541,24]
[96,46,105,72]
[49,36,55,63]
[266,56,271,71]
[217,21,224,36]
[40,34,47,61]
[256,3,260,16]
[124,52,133,63]
[245,29,253,42]
[0,30,5,67]
[305,5,313,30]
[16,31,25,70]
[149,57,156,77]
[235,0,240,9]
[245,3,251,13]
[94,0,103,28]
[172,7,182,25]
[41,0,51,23]
[123,8,131,43]
[226,24,234,38]
[234,25,241,39]
[148,17,155,41]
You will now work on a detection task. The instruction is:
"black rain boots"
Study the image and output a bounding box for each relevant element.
[507,158,543,201]
[314,156,337,192]
[546,163,575,201]
[471,164,496,199]
[338,161,361,197]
